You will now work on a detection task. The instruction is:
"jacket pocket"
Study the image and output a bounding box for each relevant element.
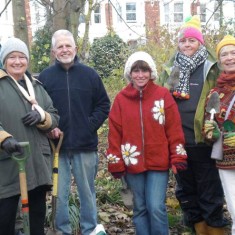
[41,143,51,156]
[144,143,170,169]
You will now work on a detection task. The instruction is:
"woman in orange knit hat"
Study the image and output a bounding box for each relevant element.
[203,35,235,235]
[160,16,227,235]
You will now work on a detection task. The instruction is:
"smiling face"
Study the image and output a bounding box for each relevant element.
[219,45,235,74]
[4,52,28,80]
[52,35,77,69]
[130,61,151,90]
[178,37,201,57]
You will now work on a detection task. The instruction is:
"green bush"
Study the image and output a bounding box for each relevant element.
[89,32,129,79]
[31,26,52,73]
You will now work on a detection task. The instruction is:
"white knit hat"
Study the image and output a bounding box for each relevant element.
[124,51,158,81]
[0,37,29,65]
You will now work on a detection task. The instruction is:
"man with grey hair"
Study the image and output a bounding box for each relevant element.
[38,29,110,235]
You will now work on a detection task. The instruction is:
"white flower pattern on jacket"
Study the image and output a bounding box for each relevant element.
[176,144,187,155]
[107,154,120,164]
[121,143,140,166]
[152,99,165,124]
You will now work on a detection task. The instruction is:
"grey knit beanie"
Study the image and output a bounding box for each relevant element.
[0,37,29,65]
[124,51,158,81]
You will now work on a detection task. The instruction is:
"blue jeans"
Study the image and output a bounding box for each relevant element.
[125,171,169,235]
[55,150,98,235]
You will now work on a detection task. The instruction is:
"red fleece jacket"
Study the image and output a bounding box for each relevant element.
[107,80,187,174]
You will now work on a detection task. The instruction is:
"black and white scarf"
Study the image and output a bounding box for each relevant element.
[172,45,208,99]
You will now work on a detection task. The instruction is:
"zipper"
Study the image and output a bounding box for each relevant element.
[139,90,145,162]
[66,71,72,142]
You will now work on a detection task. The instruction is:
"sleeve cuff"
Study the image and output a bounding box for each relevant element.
[36,112,52,131]
[0,131,12,146]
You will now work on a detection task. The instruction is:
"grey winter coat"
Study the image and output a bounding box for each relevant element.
[0,70,59,199]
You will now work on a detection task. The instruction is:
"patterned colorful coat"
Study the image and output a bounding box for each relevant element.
[206,87,235,169]
[106,80,187,174]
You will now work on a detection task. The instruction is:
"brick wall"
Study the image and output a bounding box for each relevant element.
[145,1,160,41]
[191,0,200,15]
[105,3,113,31]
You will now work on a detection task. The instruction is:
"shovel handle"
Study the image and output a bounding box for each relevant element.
[12,142,30,172]
[49,133,64,197]
[12,142,30,235]
[19,172,29,204]
[49,132,64,155]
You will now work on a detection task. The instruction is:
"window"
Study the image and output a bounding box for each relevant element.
[116,3,122,23]
[126,2,136,22]
[200,4,206,22]
[164,3,170,23]
[4,0,8,20]
[174,2,183,23]
[79,14,85,23]
[94,5,101,23]
[214,1,220,21]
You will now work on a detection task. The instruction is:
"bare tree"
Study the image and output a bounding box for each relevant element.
[52,0,85,40]
[80,0,93,61]
[12,0,31,70]
[80,0,104,62]
[12,0,29,44]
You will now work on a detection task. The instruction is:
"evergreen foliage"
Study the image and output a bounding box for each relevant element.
[31,26,52,73]
[89,32,130,79]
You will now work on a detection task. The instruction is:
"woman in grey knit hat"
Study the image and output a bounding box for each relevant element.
[0,37,59,235]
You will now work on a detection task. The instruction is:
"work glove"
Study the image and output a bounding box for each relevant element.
[111,171,125,179]
[172,162,188,175]
[1,137,23,155]
[203,120,220,140]
[22,110,41,126]
[224,132,235,147]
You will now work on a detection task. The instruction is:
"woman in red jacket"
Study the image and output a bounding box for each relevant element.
[106,51,187,235]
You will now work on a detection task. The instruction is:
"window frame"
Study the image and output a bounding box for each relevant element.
[126,2,136,23]
[200,3,206,23]
[173,2,184,23]
[94,4,101,24]
[164,2,170,23]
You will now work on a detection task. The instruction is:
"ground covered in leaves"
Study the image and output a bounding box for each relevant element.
[94,144,232,235]
[43,139,232,235]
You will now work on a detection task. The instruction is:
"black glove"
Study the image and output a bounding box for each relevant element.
[111,171,126,179]
[1,137,23,155]
[22,110,41,126]
[172,162,188,174]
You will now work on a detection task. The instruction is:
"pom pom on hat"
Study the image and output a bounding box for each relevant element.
[0,37,29,65]
[124,51,158,81]
[216,35,235,57]
[178,15,204,45]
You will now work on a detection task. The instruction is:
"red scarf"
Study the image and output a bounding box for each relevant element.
[217,72,235,89]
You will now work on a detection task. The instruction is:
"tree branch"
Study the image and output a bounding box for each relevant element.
[0,0,12,17]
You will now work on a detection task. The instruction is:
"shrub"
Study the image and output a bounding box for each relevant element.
[89,32,129,79]
[31,26,52,73]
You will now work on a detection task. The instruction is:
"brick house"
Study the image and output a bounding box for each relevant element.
[0,0,234,45]
[78,0,234,44]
